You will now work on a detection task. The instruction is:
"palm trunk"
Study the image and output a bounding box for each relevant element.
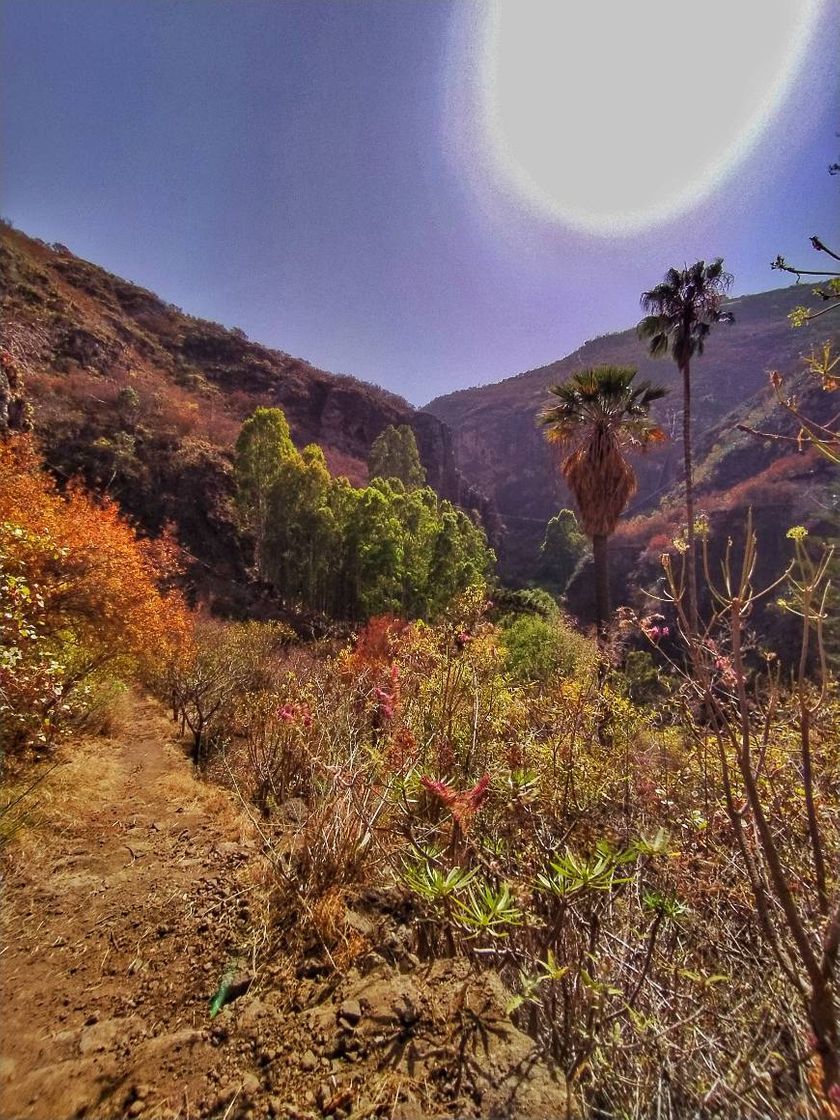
[592,533,610,643]
[681,361,699,636]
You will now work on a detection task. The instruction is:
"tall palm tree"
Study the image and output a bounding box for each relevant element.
[540,366,667,638]
[638,259,734,633]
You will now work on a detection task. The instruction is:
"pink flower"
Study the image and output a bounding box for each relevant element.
[278,705,295,722]
[421,775,458,809]
[466,773,491,811]
[420,773,491,827]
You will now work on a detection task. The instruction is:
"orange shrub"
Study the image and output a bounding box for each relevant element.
[0,435,191,757]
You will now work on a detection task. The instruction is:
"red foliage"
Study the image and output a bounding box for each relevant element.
[351,615,409,665]
[420,772,491,827]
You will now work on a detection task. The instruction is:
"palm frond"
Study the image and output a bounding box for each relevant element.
[540,365,668,538]
[638,259,735,364]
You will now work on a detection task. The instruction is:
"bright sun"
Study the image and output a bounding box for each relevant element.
[466,0,822,235]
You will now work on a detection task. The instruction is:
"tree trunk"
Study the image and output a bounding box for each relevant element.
[681,360,699,635]
[592,533,610,643]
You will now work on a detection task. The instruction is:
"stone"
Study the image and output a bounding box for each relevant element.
[78,1015,143,1055]
[238,998,266,1030]
[225,971,254,1003]
[133,1028,206,1062]
[278,798,308,825]
[241,1071,261,1097]
[391,1103,425,1120]
[337,999,362,1025]
[324,1034,344,1059]
[300,1049,317,1072]
[343,909,375,938]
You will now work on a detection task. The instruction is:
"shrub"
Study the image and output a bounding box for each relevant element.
[0,436,189,766]
[501,613,595,683]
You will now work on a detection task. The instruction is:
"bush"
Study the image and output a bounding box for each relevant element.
[0,436,189,766]
[501,613,595,683]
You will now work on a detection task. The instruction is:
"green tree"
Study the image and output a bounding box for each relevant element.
[368,424,426,489]
[540,366,667,639]
[233,407,297,578]
[393,483,441,615]
[356,482,405,617]
[638,258,734,634]
[264,443,340,612]
[427,504,491,616]
[537,509,587,592]
[233,408,493,621]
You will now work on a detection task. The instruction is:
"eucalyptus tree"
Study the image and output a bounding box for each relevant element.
[233,407,298,578]
[638,258,734,633]
[540,366,667,639]
[368,424,426,489]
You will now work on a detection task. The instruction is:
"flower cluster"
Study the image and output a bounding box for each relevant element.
[640,614,670,642]
[420,773,491,828]
[277,701,312,728]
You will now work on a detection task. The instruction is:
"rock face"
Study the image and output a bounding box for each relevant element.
[0,224,495,604]
[426,285,839,581]
[0,349,32,434]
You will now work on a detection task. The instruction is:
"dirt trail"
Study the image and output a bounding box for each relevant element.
[1,695,574,1120]
[0,694,261,1120]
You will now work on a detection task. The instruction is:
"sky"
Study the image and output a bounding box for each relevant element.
[2,0,839,405]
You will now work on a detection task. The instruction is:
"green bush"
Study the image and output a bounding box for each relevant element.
[501,613,595,682]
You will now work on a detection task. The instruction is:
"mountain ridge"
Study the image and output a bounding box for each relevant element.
[425,283,839,579]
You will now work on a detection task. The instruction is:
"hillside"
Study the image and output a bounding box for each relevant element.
[0,224,494,609]
[426,285,839,579]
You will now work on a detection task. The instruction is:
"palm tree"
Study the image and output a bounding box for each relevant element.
[638,259,734,633]
[540,366,667,639]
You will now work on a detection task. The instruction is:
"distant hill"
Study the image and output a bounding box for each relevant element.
[426,284,839,581]
[0,224,493,610]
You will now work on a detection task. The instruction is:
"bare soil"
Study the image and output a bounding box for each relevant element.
[1,695,571,1120]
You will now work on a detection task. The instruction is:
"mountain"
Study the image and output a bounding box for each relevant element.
[0,224,494,609]
[426,284,839,581]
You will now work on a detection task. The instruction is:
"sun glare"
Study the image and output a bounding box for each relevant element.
[459,0,822,236]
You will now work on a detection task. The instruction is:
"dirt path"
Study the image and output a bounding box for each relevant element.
[1,695,574,1120]
[0,694,264,1120]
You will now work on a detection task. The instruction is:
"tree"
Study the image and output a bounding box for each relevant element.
[233,407,297,578]
[264,443,340,612]
[233,408,493,622]
[540,367,667,638]
[638,258,734,634]
[771,155,840,325]
[537,509,588,593]
[368,424,426,489]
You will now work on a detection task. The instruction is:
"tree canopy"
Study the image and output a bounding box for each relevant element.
[234,408,492,620]
[368,424,426,489]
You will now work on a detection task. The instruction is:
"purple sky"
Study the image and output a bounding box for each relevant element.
[2,1,838,405]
